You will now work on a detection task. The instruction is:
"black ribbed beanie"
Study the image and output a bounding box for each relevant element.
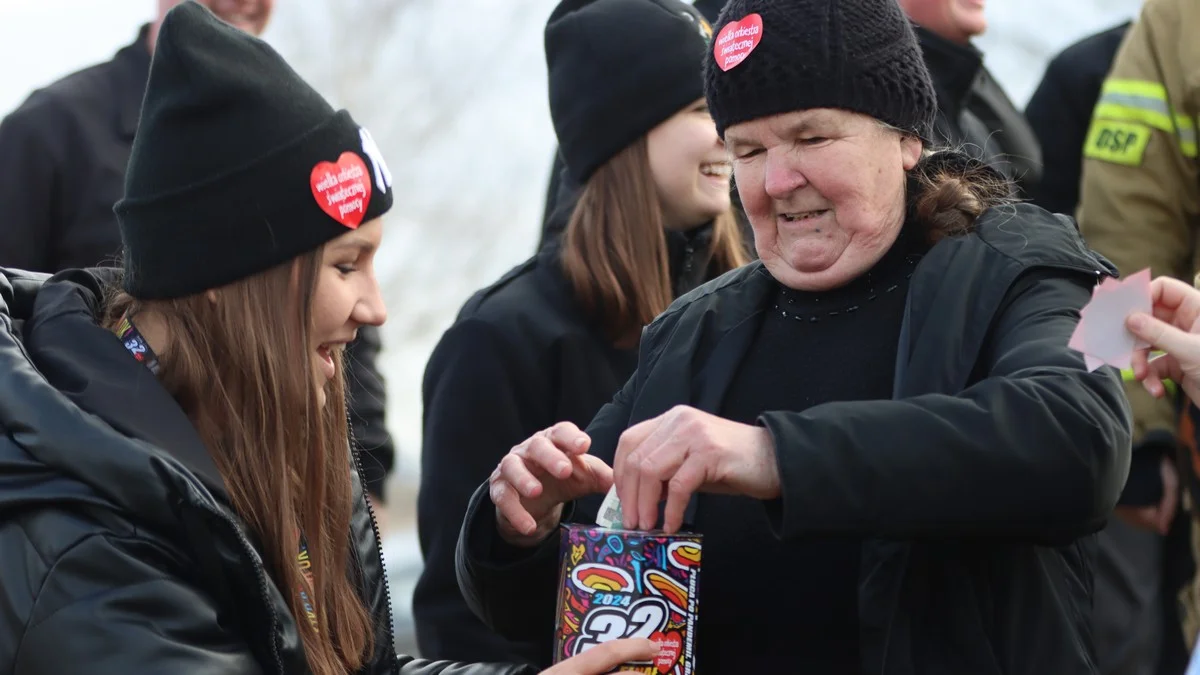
[546,0,714,184]
[703,0,938,140]
[115,1,393,300]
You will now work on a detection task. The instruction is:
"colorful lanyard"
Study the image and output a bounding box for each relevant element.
[116,312,160,375]
[297,537,318,630]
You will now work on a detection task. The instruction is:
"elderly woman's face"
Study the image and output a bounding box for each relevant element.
[724,109,922,291]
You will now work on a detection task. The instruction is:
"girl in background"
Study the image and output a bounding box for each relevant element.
[414,0,748,665]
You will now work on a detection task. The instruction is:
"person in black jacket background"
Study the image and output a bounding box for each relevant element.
[0,5,652,675]
[457,0,1131,671]
[0,0,273,273]
[897,0,1043,195]
[1024,22,1131,217]
[414,0,749,665]
[0,0,396,503]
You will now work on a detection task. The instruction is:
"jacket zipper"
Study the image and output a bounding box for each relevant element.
[211,507,288,675]
[201,458,394,675]
[179,449,395,673]
[352,448,399,670]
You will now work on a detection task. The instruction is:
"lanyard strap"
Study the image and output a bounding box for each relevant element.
[116,312,161,375]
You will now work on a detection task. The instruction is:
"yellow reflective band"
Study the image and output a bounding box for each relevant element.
[1120,367,1179,397]
[1085,119,1153,166]
[1094,101,1174,135]
[1094,79,1198,158]
[1102,79,1169,101]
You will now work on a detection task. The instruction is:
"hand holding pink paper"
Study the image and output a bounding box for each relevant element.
[1069,268,1152,372]
[1124,275,1200,405]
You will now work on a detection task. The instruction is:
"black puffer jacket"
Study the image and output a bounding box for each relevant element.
[0,268,531,675]
[458,203,1131,674]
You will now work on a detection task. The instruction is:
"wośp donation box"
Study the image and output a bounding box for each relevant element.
[553,524,702,674]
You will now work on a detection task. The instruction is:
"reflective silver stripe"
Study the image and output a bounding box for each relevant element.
[1095,91,1198,157]
[1099,91,1172,117]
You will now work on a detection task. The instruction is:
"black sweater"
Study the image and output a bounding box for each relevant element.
[709,229,922,672]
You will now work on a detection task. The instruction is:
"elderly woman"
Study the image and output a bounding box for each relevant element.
[455,0,1132,672]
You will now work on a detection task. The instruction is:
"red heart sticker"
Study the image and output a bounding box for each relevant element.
[650,630,683,674]
[310,152,372,229]
[713,13,763,72]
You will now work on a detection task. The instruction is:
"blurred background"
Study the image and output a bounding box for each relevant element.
[0,0,1146,655]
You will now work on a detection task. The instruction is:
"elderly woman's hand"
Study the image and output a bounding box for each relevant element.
[490,422,614,547]
[613,406,779,533]
[1127,276,1200,406]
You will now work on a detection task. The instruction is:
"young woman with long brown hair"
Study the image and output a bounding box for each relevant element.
[414,0,750,666]
[0,4,650,675]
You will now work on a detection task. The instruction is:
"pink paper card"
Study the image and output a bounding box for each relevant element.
[1068,268,1152,371]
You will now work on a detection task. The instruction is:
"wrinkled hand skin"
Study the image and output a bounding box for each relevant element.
[613,405,779,533]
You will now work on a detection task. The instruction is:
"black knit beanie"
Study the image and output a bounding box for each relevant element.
[546,0,715,184]
[703,0,938,140]
[114,1,393,300]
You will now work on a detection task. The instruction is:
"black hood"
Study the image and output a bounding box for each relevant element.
[0,267,226,532]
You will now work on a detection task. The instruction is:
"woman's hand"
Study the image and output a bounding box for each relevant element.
[613,405,779,533]
[539,639,657,675]
[1127,276,1200,405]
[490,422,614,547]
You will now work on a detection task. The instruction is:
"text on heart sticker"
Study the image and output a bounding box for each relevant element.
[651,630,683,673]
[310,152,372,229]
[714,13,763,72]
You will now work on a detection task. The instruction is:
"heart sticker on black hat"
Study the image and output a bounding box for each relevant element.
[310,152,372,229]
[714,13,762,72]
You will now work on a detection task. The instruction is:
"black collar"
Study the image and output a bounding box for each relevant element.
[22,270,228,501]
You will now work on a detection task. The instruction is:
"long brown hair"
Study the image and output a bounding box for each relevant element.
[105,248,373,675]
[561,136,748,347]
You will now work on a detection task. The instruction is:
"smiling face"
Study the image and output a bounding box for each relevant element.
[898,0,988,43]
[724,108,922,291]
[310,218,387,408]
[646,98,733,231]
